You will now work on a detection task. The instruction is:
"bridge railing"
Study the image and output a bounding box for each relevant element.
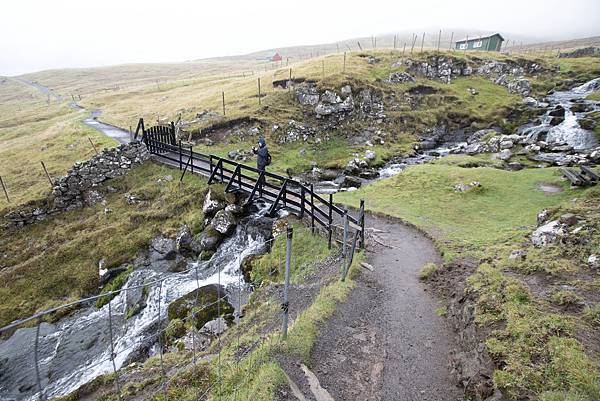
[140,118,366,249]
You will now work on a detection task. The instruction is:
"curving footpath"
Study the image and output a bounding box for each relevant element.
[283,213,462,401]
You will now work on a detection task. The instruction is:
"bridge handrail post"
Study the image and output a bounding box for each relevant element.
[310,184,315,234]
[359,199,365,249]
[178,140,182,170]
[190,146,194,175]
[327,193,333,249]
[342,208,348,259]
[299,186,305,219]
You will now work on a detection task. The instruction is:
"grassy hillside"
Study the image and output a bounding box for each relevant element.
[0,162,206,327]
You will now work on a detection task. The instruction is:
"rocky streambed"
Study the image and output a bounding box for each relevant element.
[0,196,276,401]
[304,76,600,194]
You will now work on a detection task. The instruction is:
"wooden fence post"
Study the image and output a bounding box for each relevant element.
[0,176,10,203]
[449,32,454,50]
[257,78,261,105]
[40,161,53,187]
[420,32,425,53]
[222,92,226,116]
[437,29,441,53]
[410,34,416,55]
[88,138,99,155]
[343,52,346,73]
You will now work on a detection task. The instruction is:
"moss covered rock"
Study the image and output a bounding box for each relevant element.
[167,284,234,329]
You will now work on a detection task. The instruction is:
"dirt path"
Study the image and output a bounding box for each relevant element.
[281,213,462,401]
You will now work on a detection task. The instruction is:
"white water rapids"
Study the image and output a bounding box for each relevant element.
[0,203,272,401]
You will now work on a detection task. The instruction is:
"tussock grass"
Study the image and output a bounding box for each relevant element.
[418,262,439,280]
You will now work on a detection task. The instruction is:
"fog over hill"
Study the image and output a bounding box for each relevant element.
[1,0,599,76]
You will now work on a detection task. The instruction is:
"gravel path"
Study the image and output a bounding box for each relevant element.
[281,213,463,401]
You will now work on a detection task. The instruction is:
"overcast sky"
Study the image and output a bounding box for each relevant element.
[1,0,599,76]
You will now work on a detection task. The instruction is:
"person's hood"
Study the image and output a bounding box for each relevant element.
[258,137,266,147]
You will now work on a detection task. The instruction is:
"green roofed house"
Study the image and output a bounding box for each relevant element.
[455,33,505,52]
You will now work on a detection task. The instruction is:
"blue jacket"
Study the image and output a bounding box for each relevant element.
[256,146,270,170]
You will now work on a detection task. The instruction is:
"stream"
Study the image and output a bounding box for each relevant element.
[314,77,599,194]
[0,203,272,401]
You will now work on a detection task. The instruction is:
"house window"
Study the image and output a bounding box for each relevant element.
[474,41,483,48]
[459,43,467,50]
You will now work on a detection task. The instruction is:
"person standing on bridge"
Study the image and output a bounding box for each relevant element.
[252,137,271,172]
[252,137,271,194]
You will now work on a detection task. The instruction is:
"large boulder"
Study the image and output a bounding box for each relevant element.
[167,285,234,329]
[531,220,568,247]
[211,209,236,235]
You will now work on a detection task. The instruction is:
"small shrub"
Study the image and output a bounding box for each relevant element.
[552,290,582,306]
[417,262,439,280]
[583,304,600,326]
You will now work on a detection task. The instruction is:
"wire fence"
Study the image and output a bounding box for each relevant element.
[0,213,363,401]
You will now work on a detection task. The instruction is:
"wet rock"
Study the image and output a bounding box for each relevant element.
[150,236,177,261]
[467,129,497,144]
[531,220,568,247]
[176,225,193,255]
[334,175,362,189]
[199,228,222,252]
[523,97,538,107]
[345,158,368,174]
[168,255,188,273]
[211,209,236,235]
[589,254,599,269]
[387,72,415,84]
[167,285,234,329]
[202,188,226,216]
[548,105,565,118]
[99,263,129,286]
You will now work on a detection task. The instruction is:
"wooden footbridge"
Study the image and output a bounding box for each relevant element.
[135,118,366,249]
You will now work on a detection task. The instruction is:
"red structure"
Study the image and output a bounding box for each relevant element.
[269,51,282,62]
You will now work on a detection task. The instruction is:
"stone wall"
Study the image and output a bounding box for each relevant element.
[3,141,150,228]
